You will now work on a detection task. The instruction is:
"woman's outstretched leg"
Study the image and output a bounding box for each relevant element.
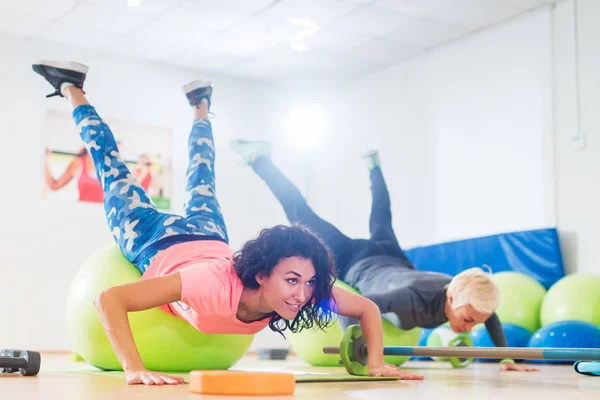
[363,150,411,262]
[230,141,360,273]
[32,61,204,271]
[180,81,228,242]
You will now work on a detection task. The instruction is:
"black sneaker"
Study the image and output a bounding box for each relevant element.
[31,60,88,98]
[182,80,213,109]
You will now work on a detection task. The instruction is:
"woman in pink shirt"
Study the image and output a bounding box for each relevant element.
[32,60,424,386]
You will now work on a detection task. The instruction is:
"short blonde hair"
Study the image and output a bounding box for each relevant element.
[446,267,500,314]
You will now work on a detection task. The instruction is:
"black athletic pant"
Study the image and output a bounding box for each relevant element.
[250,156,412,279]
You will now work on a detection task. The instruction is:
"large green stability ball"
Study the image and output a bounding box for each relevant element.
[286,280,421,367]
[540,273,600,327]
[492,271,546,333]
[66,245,254,372]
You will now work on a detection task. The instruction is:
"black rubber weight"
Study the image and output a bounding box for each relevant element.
[0,349,21,373]
[22,351,41,376]
[0,349,41,376]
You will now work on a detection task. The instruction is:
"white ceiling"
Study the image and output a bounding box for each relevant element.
[0,0,557,82]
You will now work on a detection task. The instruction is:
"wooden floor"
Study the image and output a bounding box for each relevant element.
[2,353,599,399]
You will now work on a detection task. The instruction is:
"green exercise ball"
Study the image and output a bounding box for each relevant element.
[286,321,344,367]
[540,273,600,327]
[286,279,420,367]
[285,280,354,366]
[66,245,254,372]
[380,318,421,366]
[492,271,546,333]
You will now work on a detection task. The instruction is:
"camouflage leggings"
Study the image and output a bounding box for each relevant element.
[74,105,228,273]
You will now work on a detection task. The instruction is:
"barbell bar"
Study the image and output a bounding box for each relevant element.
[323,325,600,376]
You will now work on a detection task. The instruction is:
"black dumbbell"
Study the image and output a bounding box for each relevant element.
[0,349,21,373]
[0,349,41,376]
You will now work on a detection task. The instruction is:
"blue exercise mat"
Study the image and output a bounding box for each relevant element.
[405,227,565,289]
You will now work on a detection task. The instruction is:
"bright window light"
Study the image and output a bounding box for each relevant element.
[283,105,331,153]
[290,43,308,52]
[287,18,319,40]
[127,0,141,8]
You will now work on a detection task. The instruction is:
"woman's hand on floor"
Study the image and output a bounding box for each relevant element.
[125,369,185,385]
[500,362,540,372]
[368,363,424,380]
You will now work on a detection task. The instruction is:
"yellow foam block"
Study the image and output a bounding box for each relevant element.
[189,371,296,395]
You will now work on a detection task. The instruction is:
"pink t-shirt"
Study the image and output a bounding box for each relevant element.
[142,240,271,334]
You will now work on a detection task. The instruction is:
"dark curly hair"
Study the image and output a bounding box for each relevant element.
[233,223,337,335]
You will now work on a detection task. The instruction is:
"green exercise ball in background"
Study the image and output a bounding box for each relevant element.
[66,245,254,372]
[380,318,421,366]
[286,279,420,367]
[426,325,473,368]
[540,273,600,327]
[426,325,470,361]
[285,280,354,367]
[492,271,546,333]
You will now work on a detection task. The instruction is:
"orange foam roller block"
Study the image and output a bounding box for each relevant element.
[189,371,296,395]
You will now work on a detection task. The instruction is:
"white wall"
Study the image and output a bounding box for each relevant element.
[430,8,555,242]
[553,0,600,274]
[0,31,296,350]
[261,6,557,254]
[256,55,437,253]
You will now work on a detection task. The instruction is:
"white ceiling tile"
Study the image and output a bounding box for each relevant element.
[220,13,372,55]
[189,32,278,56]
[34,2,151,49]
[301,28,373,54]
[37,23,120,49]
[85,0,183,16]
[429,0,526,30]
[163,1,257,32]
[0,0,79,19]
[386,18,471,49]
[374,0,471,16]
[224,14,313,43]
[170,51,245,73]
[329,6,421,36]
[108,36,190,61]
[500,0,556,10]
[0,0,548,83]
[342,0,378,4]
[345,38,419,65]
[0,9,54,36]
[196,0,281,14]
[265,0,361,25]
[226,43,337,78]
[38,2,151,36]
[124,16,213,46]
